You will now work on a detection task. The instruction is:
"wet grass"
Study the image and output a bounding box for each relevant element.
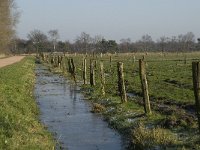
[0,57,55,149]
[45,52,200,149]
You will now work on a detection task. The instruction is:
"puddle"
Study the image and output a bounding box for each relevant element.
[35,65,125,150]
[127,92,137,98]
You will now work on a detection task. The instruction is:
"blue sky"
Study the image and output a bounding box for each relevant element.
[16,0,200,42]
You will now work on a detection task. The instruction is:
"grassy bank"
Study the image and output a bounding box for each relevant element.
[0,57,55,149]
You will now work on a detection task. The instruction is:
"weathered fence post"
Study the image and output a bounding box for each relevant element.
[100,61,105,96]
[70,58,76,83]
[83,58,87,84]
[68,58,72,73]
[184,56,187,65]
[94,60,97,68]
[58,55,62,68]
[133,55,136,63]
[139,59,151,115]
[90,59,96,86]
[61,56,66,73]
[51,55,54,65]
[117,62,127,103]
[55,56,58,67]
[109,56,112,72]
[67,58,76,83]
[53,56,57,67]
[192,61,200,133]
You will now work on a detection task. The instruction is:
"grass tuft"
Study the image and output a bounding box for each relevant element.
[132,123,179,149]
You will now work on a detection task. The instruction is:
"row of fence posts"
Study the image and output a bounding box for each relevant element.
[42,54,151,114]
[40,53,152,115]
[40,53,200,132]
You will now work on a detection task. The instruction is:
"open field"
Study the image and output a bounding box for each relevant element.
[42,51,200,149]
[0,57,55,149]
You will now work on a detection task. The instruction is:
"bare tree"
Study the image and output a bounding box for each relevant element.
[157,36,169,53]
[92,35,104,52]
[176,32,195,51]
[140,34,153,51]
[75,32,92,53]
[120,38,131,52]
[0,0,19,54]
[48,29,59,52]
[184,32,195,51]
[27,29,47,54]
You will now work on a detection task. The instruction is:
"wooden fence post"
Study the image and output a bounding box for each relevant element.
[67,58,76,83]
[68,58,72,73]
[192,62,200,133]
[61,56,66,73]
[109,56,112,72]
[133,55,136,63]
[57,56,60,67]
[83,58,87,84]
[94,60,97,68]
[53,56,56,67]
[139,59,151,115]
[100,61,105,96]
[58,55,62,68]
[90,59,96,86]
[51,55,54,65]
[184,56,187,65]
[117,62,127,103]
[55,56,57,67]
[70,58,76,83]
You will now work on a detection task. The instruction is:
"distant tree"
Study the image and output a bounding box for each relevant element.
[184,32,195,51]
[140,34,154,51]
[48,29,59,52]
[75,32,92,53]
[119,38,131,52]
[92,35,104,44]
[167,36,178,52]
[28,30,47,43]
[176,32,195,51]
[157,36,169,53]
[57,41,70,53]
[27,29,48,54]
[91,35,104,52]
[64,41,72,53]
[100,39,118,53]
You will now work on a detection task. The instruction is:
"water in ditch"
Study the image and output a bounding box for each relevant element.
[35,64,125,150]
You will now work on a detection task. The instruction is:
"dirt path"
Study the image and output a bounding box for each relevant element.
[0,56,25,68]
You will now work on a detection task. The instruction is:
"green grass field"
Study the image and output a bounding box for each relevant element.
[0,57,55,149]
[45,52,200,149]
[67,52,200,105]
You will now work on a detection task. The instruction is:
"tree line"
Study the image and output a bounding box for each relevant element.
[13,30,200,54]
[1,1,200,54]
